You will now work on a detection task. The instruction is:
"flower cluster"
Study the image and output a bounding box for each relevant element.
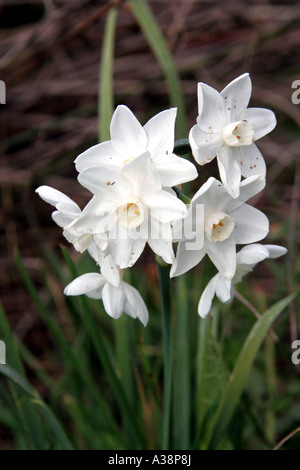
[37,74,286,324]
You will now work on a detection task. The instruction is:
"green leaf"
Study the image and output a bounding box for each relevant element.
[0,365,73,450]
[99,5,118,141]
[207,294,296,449]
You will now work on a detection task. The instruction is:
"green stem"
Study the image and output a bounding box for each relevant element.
[157,259,173,450]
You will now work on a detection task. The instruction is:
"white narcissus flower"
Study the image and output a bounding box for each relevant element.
[64,270,149,326]
[75,105,198,187]
[189,73,276,198]
[35,185,120,287]
[66,152,188,268]
[170,175,269,280]
[198,244,287,318]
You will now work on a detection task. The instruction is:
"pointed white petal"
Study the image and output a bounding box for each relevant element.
[215,276,232,302]
[235,144,266,179]
[123,283,149,326]
[153,154,198,187]
[145,189,187,223]
[236,244,269,265]
[110,105,147,157]
[243,107,276,140]
[196,83,227,132]
[109,227,146,268]
[102,283,125,319]
[36,186,80,211]
[122,152,161,194]
[231,204,269,244]
[189,124,222,165]
[97,250,120,287]
[170,241,206,277]
[220,73,252,120]
[198,274,219,318]
[74,141,123,173]
[217,145,242,199]
[52,211,76,228]
[265,245,288,259]
[206,237,236,279]
[64,273,105,298]
[226,175,266,213]
[144,108,176,158]
[78,165,121,194]
[148,229,175,264]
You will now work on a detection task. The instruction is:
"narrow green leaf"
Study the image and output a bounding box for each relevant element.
[208,294,296,449]
[0,365,74,450]
[99,5,118,141]
[129,0,187,138]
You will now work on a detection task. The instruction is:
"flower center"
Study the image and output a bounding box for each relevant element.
[205,212,234,243]
[222,120,254,147]
[116,199,144,229]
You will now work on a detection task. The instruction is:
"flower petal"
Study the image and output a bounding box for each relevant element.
[110,105,147,157]
[189,124,222,166]
[231,204,269,244]
[226,175,266,212]
[217,145,242,199]
[64,273,105,298]
[102,283,125,319]
[144,108,176,158]
[153,153,198,187]
[206,237,236,279]
[78,165,121,194]
[198,274,220,318]
[265,244,288,259]
[109,227,146,268]
[196,83,227,132]
[123,283,149,326]
[236,244,269,265]
[74,141,123,173]
[36,186,80,211]
[235,144,266,179]
[220,73,252,121]
[170,241,206,277]
[215,276,232,302]
[243,107,276,141]
[148,221,175,264]
[145,189,187,223]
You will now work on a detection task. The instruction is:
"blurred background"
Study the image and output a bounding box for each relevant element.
[0,0,299,450]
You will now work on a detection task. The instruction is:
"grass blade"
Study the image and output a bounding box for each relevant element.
[207,293,296,449]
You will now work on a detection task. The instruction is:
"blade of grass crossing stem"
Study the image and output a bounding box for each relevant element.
[129,0,187,138]
[98,4,118,142]
[207,294,296,449]
[61,246,146,449]
[157,260,173,450]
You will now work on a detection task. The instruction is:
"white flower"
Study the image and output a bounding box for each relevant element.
[170,175,269,279]
[64,270,149,326]
[75,105,198,187]
[67,152,188,268]
[35,185,120,287]
[198,244,287,318]
[35,185,93,252]
[189,73,276,198]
